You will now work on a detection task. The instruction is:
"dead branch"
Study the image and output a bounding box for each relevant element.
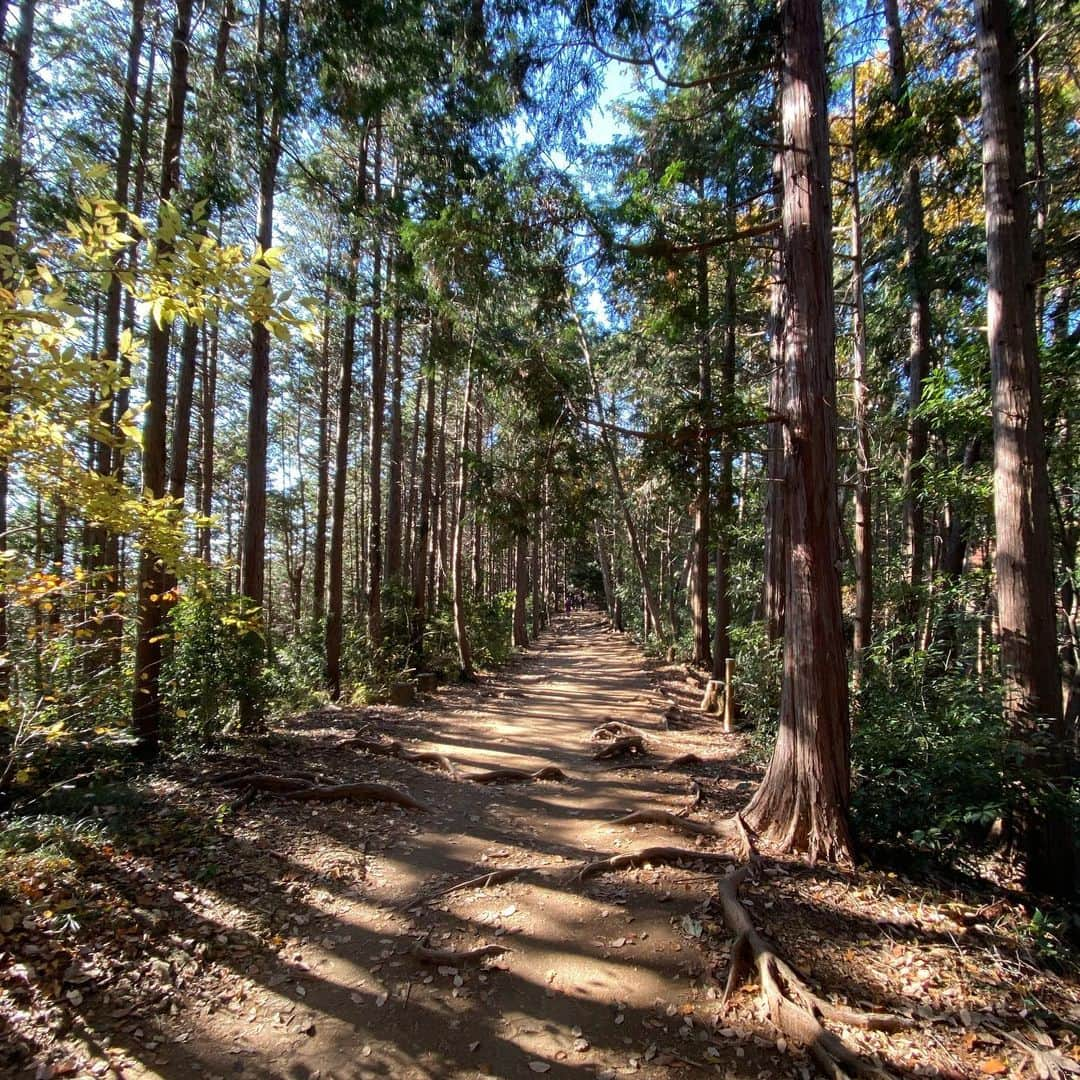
[347,736,457,776]
[409,941,509,965]
[573,846,738,882]
[465,765,567,784]
[715,866,908,1079]
[593,735,648,760]
[282,782,428,811]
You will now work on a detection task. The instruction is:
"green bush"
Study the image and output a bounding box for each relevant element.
[161,587,272,746]
[851,661,1006,859]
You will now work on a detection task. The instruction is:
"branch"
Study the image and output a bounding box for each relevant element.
[580,2,768,91]
[617,219,779,258]
[576,411,788,448]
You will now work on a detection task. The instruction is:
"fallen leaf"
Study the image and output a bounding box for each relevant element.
[528,1062,550,1073]
[980,1059,1008,1075]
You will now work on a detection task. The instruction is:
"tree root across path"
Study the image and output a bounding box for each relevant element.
[465,765,567,784]
[611,810,757,860]
[346,736,566,785]
[573,846,740,883]
[593,735,649,760]
[347,736,458,776]
[217,772,428,811]
[715,865,908,1080]
[425,845,746,900]
[591,720,651,743]
[409,941,509,965]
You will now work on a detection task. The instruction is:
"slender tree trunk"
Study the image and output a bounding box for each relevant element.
[213,0,235,82]
[451,359,474,679]
[690,211,712,668]
[433,371,449,608]
[132,0,194,758]
[850,69,873,687]
[884,0,931,610]
[385,259,405,582]
[512,530,529,647]
[311,247,333,621]
[712,209,737,678]
[169,322,198,503]
[325,234,362,698]
[595,519,618,627]
[404,354,423,567]
[367,117,386,645]
[0,0,36,696]
[531,511,542,639]
[976,0,1073,896]
[576,316,664,637]
[239,0,291,727]
[197,319,218,562]
[744,0,853,862]
[411,337,437,659]
[472,388,484,593]
[87,0,144,652]
[112,35,156,492]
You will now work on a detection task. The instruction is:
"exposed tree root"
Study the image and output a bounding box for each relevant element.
[347,736,458,776]
[715,865,908,1079]
[591,720,651,742]
[593,734,648,760]
[409,941,509,965]
[573,845,739,883]
[465,765,567,784]
[611,810,757,860]
[282,782,428,810]
[424,864,559,901]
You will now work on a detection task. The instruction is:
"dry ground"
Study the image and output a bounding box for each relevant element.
[2,612,1078,1079]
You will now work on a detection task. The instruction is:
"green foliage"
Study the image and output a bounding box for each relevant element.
[472,590,516,666]
[161,587,272,746]
[729,623,781,741]
[851,661,1006,860]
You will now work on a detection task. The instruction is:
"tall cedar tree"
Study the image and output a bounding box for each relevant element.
[743,0,853,860]
[975,0,1074,896]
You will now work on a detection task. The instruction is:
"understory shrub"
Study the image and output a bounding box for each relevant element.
[161,588,272,746]
[851,661,1006,860]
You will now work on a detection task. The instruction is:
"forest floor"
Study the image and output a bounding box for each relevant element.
[3,612,1080,1080]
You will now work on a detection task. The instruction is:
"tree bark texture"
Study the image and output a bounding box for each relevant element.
[976,0,1073,896]
[744,0,853,862]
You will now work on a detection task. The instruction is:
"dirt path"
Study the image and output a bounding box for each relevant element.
[137,612,764,1080]
[9,613,1080,1079]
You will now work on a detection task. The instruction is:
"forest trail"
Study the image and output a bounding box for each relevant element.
[134,612,767,1080]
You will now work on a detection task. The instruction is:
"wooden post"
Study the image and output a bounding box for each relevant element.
[723,657,735,734]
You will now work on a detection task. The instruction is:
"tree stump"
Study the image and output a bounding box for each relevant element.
[700,678,723,715]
